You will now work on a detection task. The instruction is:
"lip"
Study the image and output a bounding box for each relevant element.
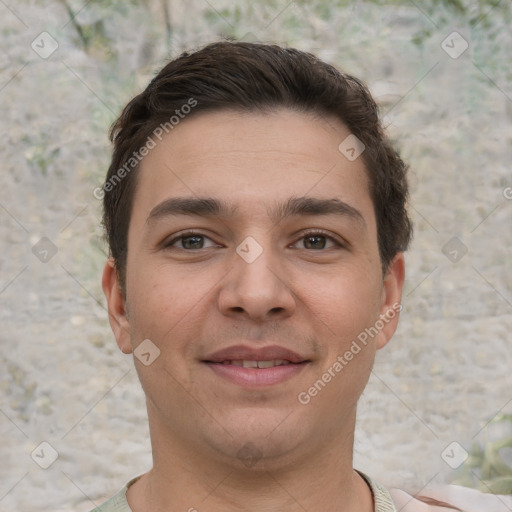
[205,361,309,387]
[202,344,311,388]
[203,345,308,364]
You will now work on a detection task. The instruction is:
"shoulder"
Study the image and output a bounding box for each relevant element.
[89,490,130,512]
[389,484,512,512]
[89,476,141,512]
[360,471,512,512]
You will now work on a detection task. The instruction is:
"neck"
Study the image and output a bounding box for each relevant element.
[127,408,374,512]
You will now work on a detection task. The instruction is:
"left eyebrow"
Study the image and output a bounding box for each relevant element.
[269,196,366,228]
[146,195,366,228]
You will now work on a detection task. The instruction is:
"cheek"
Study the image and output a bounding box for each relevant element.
[126,262,217,345]
[300,266,382,337]
[126,267,180,339]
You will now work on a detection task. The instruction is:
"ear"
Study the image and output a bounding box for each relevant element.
[375,252,405,350]
[102,258,132,354]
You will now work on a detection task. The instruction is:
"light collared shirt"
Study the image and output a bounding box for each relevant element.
[90,472,397,512]
[90,472,512,512]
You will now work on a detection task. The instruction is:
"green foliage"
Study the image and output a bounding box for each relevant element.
[56,0,512,59]
[453,414,512,494]
[294,0,510,26]
[23,134,61,176]
[58,0,141,54]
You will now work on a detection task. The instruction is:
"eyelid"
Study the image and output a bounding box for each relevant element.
[293,228,347,248]
[162,228,347,250]
[163,230,220,249]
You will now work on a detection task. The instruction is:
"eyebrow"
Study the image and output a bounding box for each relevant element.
[146,196,366,227]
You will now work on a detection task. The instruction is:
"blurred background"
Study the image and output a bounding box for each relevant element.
[1,0,511,510]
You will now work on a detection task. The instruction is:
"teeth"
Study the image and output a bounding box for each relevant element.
[220,359,292,368]
[256,360,275,368]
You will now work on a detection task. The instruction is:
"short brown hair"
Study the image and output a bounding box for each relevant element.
[102,41,412,291]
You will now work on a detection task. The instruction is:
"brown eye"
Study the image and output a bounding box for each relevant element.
[303,235,327,249]
[179,235,205,249]
[294,231,341,250]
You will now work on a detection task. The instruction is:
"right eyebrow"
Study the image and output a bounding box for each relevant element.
[146,197,238,224]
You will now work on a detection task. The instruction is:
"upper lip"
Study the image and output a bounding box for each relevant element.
[203,345,309,364]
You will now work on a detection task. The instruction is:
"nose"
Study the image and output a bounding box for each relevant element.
[217,237,296,322]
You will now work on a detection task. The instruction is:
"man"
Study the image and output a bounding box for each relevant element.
[94,41,500,511]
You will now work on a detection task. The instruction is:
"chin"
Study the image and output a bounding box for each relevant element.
[205,411,308,468]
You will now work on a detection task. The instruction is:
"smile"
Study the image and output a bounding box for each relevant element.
[204,360,309,387]
[216,359,293,368]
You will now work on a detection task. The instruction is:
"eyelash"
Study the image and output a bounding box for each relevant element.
[164,229,345,250]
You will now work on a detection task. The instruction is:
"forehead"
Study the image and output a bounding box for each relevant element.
[132,109,375,229]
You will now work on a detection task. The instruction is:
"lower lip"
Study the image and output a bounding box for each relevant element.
[204,362,309,387]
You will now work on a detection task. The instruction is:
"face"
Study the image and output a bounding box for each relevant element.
[103,109,404,470]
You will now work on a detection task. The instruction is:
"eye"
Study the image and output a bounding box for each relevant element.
[163,230,344,251]
[165,231,219,250]
[293,230,343,250]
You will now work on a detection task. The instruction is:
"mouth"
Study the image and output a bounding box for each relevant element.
[207,359,302,368]
[202,346,311,387]
[203,360,310,387]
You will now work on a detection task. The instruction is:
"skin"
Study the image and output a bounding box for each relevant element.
[102,109,405,512]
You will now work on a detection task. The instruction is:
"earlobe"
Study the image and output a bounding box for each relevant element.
[376,252,405,350]
[102,258,132,354]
